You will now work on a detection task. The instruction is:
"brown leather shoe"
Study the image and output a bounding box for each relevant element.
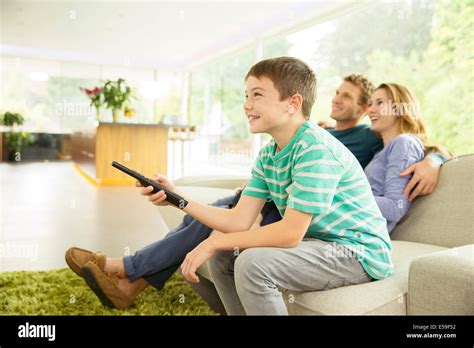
[65,247,106,278]
[82,261,134,309]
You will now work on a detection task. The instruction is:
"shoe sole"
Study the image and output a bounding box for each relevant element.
[82,266,116,309]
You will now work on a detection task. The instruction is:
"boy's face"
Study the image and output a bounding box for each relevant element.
[244,75,292,134]
[331,81,364,122]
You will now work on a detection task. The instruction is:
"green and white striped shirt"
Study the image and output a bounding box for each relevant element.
[242,121,394,280]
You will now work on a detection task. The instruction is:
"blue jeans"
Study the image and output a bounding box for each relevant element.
[123,195,282,290]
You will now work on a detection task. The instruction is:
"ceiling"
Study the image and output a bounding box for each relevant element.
[0,0,344,71]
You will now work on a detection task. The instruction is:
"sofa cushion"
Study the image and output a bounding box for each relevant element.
[284,241,447,315]
[391,154,474,248]
[197,240,447,315]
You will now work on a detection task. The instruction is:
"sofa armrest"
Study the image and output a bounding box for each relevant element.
[174,175,250,190]
[408,244,474,315]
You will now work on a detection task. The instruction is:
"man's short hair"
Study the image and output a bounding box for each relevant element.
[245,57,317,119]
[343,74,374,106]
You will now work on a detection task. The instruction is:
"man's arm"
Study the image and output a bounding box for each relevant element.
[180,206,312,283]
[355,126,444,201]
[400,153,444,202]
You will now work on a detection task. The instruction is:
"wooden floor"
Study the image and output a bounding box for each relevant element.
[0,161,169,272]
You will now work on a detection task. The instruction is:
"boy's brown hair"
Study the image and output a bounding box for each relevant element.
[343,74,374,106]
[245,57,317,119]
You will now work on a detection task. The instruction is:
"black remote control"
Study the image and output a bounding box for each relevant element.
[111,161,188,209]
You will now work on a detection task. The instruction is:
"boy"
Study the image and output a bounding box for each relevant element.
[140,57,393,314]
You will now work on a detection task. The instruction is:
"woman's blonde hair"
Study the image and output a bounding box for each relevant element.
[376,83,451,159]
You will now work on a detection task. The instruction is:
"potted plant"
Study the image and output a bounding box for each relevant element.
[102,78,134,122]
[80,86,103,121]
[0,111,33,161]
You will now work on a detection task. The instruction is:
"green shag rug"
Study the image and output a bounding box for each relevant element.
[0,268,215,315]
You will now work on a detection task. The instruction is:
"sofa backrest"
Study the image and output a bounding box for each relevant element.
[174,175,250,190]
[391,154,474,248]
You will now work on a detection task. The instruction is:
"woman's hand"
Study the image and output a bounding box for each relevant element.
[234,186,244,195]
[136,174,176,206]
[317,120,335,129]
[234,181,248,195]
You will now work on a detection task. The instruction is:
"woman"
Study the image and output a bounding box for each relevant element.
[365,83,450,233]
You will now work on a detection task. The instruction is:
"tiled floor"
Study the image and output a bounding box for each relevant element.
[0,161,169,272]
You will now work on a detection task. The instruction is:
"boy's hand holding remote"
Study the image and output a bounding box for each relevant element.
[136,174,175,207]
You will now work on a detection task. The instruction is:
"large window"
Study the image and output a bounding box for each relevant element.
[0,57,182,133]
[260,0,473,156]
[187,46,258,177]
[185,0,472,179]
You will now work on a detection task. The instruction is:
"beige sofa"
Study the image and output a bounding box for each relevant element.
[158,155,474,315]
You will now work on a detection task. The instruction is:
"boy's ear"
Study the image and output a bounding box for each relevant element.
[289,94,303,114]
